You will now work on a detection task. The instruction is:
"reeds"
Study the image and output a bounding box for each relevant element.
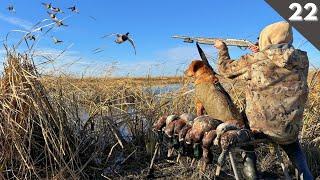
[0,49,78,179]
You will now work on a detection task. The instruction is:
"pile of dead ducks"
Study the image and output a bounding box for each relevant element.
[152,113,256,175]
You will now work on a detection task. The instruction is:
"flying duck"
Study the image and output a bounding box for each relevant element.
[102,32,137,55]
[52,36,63,44]
[68,5,79,13]
[42,2,52,9]
[7,5,15,13]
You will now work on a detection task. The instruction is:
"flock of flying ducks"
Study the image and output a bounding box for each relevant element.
[5,3,137,55]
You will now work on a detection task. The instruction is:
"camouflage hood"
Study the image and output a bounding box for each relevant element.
[259,21,293,51]
[258,22,306,71]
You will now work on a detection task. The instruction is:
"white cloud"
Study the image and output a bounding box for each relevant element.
[0,12,33,30]
[0,45,220,77]
[98,45,220,77]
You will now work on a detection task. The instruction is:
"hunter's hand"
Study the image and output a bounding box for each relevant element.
[213,40,226,49]
[249,45,259,53]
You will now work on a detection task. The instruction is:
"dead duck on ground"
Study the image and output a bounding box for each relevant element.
[163,114,184,159]
[165,114,179,127]
[178,123,192,142]
[178,113,197,142]
[151,114,179,139]
[185,115,221,145]
[174,113,196,162]
[215,129,253,176]
[177,121,195,163]
[179,113,196,122]
[214,121,241,146]
[164,113,196,161]
[183,128,197,165]
[201,129,218,172]
[164,121,179,159]
[152,114,179,158]
[152,115,167,132]
[174,113,196,137]
[185,115,222,167]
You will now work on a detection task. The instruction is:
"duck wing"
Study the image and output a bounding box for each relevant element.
[127,37,136,55]
[101,33,120,39]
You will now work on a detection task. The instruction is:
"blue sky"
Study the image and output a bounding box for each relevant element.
[0,0,318,76]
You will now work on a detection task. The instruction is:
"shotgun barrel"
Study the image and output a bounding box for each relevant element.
[172,35,255,48]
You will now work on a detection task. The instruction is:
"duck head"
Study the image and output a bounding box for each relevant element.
[173,119,187,136]
[178,124,192,142]
[152,115,167,132]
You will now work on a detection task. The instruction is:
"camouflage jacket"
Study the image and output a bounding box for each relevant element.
[217,46,309,144]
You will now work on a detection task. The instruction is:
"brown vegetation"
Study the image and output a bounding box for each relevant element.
[0,51,319,179]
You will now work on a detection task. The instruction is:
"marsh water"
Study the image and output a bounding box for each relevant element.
[79,83,189,138]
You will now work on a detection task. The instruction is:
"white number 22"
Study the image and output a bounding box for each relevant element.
[289,3,318,21]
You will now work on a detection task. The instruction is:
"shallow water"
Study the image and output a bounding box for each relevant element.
[144,83,184,95]
[79,83,188,141]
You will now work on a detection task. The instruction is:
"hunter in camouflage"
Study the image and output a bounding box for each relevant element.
[217,22,309,145]
[214,21,313,179]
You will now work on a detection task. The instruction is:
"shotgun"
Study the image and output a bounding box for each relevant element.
[172,35,255,48]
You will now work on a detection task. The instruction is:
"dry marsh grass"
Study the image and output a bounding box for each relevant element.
[0,50,319,179]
